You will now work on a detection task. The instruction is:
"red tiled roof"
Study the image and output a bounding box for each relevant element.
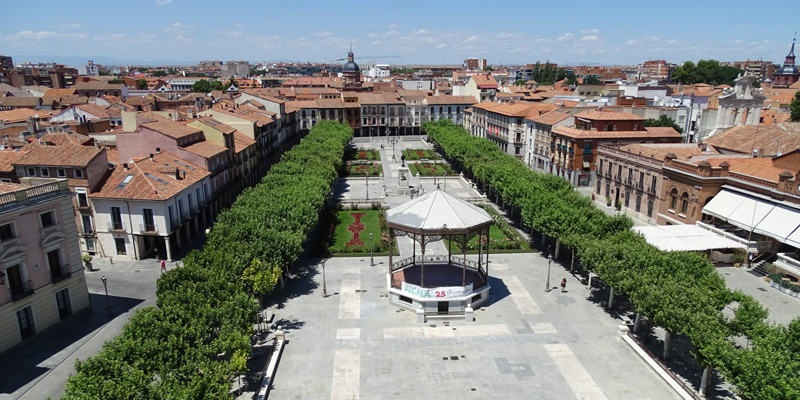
[181,140,227,158]
[13,145,104,167]
[0,150,27,172]
[75,103,112,119]
[471,74,498,88]
[195,117,237,134]
[233,131,256,153]
[89,151,210,201]
[552,126,682,140]
[43,89,77,97]
[0,108,39,123]
[575,109,645,121]
[424,95,477,105]
[530,111,572,125]
[141,118,202,139]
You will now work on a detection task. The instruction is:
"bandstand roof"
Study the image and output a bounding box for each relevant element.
[386,190,493,233]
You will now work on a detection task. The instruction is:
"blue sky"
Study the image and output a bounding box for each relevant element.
[1,0,797,66]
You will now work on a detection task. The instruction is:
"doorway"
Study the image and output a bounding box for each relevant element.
[437,301,449,314]
[114,238,126,255]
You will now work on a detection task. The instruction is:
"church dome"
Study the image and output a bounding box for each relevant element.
[342,51,360,73]
[776,64,799,76]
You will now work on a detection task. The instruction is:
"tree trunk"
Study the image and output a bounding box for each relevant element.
[644,319,652,343]
[663,330,672,361]
[607,287,616,310]
[541,233,547,248]
[700,364,713,397]
[570,250,575,273]
[555,239,561,260]
[633,312,642,334]
[279,271,285,289]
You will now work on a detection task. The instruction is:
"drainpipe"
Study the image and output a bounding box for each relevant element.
[124,200,138,260]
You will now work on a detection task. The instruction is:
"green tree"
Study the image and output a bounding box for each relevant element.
[98,71,111,76]
[484,65,493,71]
[138,78,147,90]
[790,91,800,122]
[671,59,743,86]
[151,70,167,77]
[584,76,602,85]
[513,79,526,86]
[190,79,211,93]
[565,74,579,86]
[644,115,684,134]
[210,80,224,91]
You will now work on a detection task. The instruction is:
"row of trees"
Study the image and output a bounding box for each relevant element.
[190,77,238,93]
[671,60,744,86]
[644,115,684,134]
[528,61,567,85]
[423,119,800,399]
[61,121,353,399]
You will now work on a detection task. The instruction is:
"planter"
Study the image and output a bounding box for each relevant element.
[771,281,779,288]
[84,262,93,271]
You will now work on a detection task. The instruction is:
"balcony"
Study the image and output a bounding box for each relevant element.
[140,223,159,235]
[582,148,593,155]
[568,147,574,155]
[647,186,657,194]
[50,264,71,284]
[107,222,126,232]
[775,253,800,278]
[10,280,34,301]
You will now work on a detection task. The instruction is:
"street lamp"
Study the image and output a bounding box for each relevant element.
[545,255,553,292]
[321,259,328,298]
[101,275,112,316]
[370,232,374,266]
[365,171,369,201]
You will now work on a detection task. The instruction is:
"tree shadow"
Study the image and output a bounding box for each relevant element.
[0,293,144,394]
[486,275,511,305]
[270,318,307,332]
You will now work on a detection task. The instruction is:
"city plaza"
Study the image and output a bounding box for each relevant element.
[264,136,681,400]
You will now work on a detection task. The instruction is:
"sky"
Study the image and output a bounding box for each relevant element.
[1,0,797,66]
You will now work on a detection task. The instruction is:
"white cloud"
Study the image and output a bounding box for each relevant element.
[234,23,243,27]
[163,22,190,34]
[436,43,447,49]
[466,35,477,41]
[59,23,82,29]
[388,24,397,28]
[581,35,599,41]
[155,0,171,4]
[557,33,574,42]
[580,29,600,35]
[315,32,334,37]
[372,40,383,45]
[370,23,375,26]
[171,35,194,44]
[0,30,87,45]
[383,31,400,37]
[367,33,377,38]
[413,29,429,35]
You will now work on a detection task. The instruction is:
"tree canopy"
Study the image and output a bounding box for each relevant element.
[583,76,602,85]
[513,79,526,86]
[151,70,167,77]
[137,78,147,90]
[528,61,567,85]
[61,121,353,399]
[190,79,212,93]
[423,118,800,399]
[671,60,744,86]
[484,65,493,71]
[791,91,800,122]
[644,115,684,134]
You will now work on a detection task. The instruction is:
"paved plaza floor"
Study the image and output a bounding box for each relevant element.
[266,252,679,400]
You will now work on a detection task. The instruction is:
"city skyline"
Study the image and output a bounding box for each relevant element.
[1,0,797,66]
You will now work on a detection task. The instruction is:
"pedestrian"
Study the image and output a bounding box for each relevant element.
[160,259,166,274]
[560,278,567,293]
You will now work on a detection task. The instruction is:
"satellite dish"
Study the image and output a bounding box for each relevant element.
[128,158,134,164]
[34,114,38,118]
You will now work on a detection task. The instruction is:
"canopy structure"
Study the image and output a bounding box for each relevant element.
[386,190,494,289]
[634,224,747,252]
[702,188,800,248]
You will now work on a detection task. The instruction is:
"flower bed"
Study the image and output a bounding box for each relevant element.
[347,148,381,161]
[323,208,398,256]
[402,149,440,160]
[408,162,454,176]
[346,163,383,176]
[444,207,533,253]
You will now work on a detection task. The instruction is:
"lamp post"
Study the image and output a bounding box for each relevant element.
[545,255,552,292]
[321,259,328,298]
[101,275,112,316]
[370,232,374,266]
[365,171,369,201]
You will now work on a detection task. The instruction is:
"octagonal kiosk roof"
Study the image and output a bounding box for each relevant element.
[386,190,493,234]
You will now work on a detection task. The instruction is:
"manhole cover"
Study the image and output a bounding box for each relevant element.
[450,356,459,360]
[430,324,436,328]
[135,270,141,273]
[442,357,448,360]
[461,355,465,358]
[470,388,476,391]
[757,288,768,292]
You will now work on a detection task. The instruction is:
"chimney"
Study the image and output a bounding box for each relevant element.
[175,169,183,180]
[149,153,154,161]
[123,163,129,170]
[156,147,161,153]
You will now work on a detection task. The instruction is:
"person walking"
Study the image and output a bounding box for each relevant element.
[160,259,166,274]
[560,278,567,293]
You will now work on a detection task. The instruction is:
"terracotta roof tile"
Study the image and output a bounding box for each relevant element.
[43,89,77,97]
[575,109,645,121]
[704,123,800,155]
[424,95,477,105]
[617,143,718,161]
[530,111,572,125]
[195,117,237,134]
[233,131,256,153]
[140,118,202,139]
[0,97,40,107]
[471,74,498,88]
[181,140,227,158]
[0,150,27,172]
[0,108,39,123]
[75,103,112,119]
[89,151,210,201]
[552,126,682,140]
[13,145,104,167]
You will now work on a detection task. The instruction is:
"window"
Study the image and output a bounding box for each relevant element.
[515,147,520,155]
[681,192,689,214]
[0,222,14,241]
[596,180,601,194]
[86,238,95,252]
[636,195,642,213]
[74,169,84,178]
[670,188,678,209]
[599,159,604,175]
[624,192,630,207]
[647,200,654,217]
[40,210,56,228]
[47,249,65,281]
[111,207,122,230]
[143,209,155,232]
[77,192,88,208]
[178,199,185,219]
[27,167,35,176]
[605,183,610,198]
[398,295,412,304]
[16,306,36,340]
[651,176,657,192]
[115,237,126,255]
[188,193,194,211]
[55,288,72,320]
[81,215,92,234]
[196,188,202,206]
[40,168,50,177]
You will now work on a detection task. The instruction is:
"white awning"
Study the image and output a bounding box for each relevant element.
[634,224,747,252]
[754,205,800,243]
[702,190,746,220]
[703,189,800,246]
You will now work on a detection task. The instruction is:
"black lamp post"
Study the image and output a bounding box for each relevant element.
[370,232,374,266]
[321,259,328,298]
[101,275,112,316]
[545,255,553,292]
[365,171,369,201]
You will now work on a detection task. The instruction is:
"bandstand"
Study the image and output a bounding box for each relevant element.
[386,190,494,322]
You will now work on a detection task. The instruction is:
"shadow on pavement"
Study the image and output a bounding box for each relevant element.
[0,293,144,395]
[262,260,320,311]
[486,275,511,305]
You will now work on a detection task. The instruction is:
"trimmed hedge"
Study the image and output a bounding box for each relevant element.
[61,121,353,399]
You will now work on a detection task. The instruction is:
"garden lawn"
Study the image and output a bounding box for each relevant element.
[402,149,439,160]
[353,149,380,161]
[444,207,534,254]
[347,164,383,176]
[408,163,453,176]
[330,210,397,256]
